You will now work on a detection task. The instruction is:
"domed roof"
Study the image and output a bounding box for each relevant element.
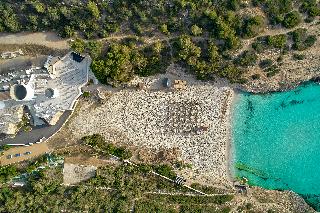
[45,88,54,98]
[44,88,59,99]
[10,84,34,101]
[12,85,27,100]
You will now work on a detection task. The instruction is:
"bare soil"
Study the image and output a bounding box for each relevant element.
[0,32,69,50]
[0,142,50,166]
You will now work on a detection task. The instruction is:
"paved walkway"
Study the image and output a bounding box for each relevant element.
[0,111,71,145]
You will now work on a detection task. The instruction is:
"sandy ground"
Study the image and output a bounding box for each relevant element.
[0,55,47,74]
[0,32,69,50]
[0,142,49,166]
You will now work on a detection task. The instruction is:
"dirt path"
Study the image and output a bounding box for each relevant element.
[0,32,69,49]
[238,21,317,54]
[0,31,209,53]
[0,20,315,54]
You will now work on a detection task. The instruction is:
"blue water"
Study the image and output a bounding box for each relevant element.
[232,82,320,210]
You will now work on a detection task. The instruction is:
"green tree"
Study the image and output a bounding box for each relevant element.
[208,42,220,62]
[86,40,103,59]
[177,35,201,61]
[152,41,163,55]
[70,38,86,53]
[1,6,20,32]
[61,25,75,38]
[160,24,170,35]
[267,34,287,49]
[242,16,265,38]
[31,1,46,13]
[191,24,203,36]
[87,1,100,19]
[283,11,301,28]
[91,44,134,85]
[27,15,38,31]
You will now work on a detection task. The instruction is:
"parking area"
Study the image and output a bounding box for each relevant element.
[0,142,50,166]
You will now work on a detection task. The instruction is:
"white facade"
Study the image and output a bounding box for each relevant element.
[0,52,91,133]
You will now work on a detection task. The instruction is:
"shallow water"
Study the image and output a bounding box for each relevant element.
[232,82,320,210]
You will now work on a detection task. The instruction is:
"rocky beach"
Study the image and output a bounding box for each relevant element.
[70,66,235,186]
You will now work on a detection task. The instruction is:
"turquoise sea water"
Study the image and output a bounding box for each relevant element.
[232,82,320,210]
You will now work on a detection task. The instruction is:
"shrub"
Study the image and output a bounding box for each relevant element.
[300,1,320,18]
[160,24,170,35]
[190,183,225,194]
[290,28,307,42]
[282,11,301,28]
[86,40,103,59]
[137,164,152,173]
[267,34,287,49]
[251,74,261,80]
[0,165,18,183]
[264,65,280,77]
[134,200,177,213]
[153,164,176,179]
[180,205,231,213]
[82,91,90,98]
[289,28,317,51]
[259,59,273,69]
[252,40,265,53]
[305,35,317,48]
[82,134,105,147]
[277,55,283,62]
[82,134,132,159]
[307,6,320,17]
[235,50,258,67]
[112,146,132,160]
[292,53,305,60]
[191,24,202,36]
[0,145,11,151]
[218,63,244,83]
[242,15,265,38]
[146,194,234,205]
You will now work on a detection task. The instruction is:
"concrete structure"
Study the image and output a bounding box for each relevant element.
[173,80,187,90]
[1,49,23,59]
[63,163,97,185]
[0,52,90,138]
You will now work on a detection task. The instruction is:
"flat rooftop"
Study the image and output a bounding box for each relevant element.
[0,52,90,135]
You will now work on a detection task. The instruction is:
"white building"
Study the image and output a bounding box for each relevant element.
[0,52,91,135]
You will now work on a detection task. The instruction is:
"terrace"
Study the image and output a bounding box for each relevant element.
[0,52,90,140]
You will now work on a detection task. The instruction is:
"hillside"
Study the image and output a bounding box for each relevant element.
[1,0,320,92]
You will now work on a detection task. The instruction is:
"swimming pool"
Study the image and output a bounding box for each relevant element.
[232,82,320,210]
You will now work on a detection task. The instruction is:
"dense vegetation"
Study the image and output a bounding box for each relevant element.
[1,0,319,85]
[0,159,234,212]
